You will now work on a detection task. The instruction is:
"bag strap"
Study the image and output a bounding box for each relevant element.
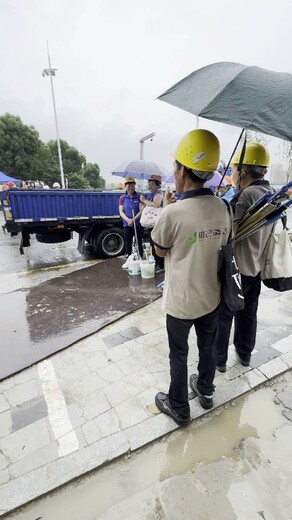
[281,213,288,229]
[221,199,234,242]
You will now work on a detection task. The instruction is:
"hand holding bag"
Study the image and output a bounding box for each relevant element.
[140,206,162,228]
[219,201,245,312]
[261,226,292,291]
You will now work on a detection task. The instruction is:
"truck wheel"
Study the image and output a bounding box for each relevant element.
[92,227,124,258]
[36,231,72,243]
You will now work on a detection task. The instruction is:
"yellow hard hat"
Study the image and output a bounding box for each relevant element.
[172,129,220,176]
[231,142,270,167]
[124,176,136,184]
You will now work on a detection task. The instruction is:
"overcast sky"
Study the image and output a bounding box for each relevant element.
[1,0,292,183]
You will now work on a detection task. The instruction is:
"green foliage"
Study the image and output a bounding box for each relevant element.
[0,113,106,189]
[34,143,59,185]
[83,163,105,189]
[0,113,42,180]
[67,172,91,189]
[46,140,86,176]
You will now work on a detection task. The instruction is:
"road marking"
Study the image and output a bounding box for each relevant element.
[0,258,103,278]
[38,359,79,457]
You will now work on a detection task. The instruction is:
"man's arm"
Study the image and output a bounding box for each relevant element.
[154,245,168,258]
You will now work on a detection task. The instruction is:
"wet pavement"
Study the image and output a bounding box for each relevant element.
[4,374,292,520]
[0,285,292,516]
[0,212,163,380]
[0,213,98,279]
[0,258,163,380]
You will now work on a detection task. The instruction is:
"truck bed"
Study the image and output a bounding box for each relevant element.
[1,189,121,223]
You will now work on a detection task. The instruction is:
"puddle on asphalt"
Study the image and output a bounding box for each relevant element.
[7,383,287,520]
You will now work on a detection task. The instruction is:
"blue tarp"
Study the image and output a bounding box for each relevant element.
[0,171,22,184]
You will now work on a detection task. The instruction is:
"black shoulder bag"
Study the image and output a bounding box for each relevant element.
[218,200,245,312]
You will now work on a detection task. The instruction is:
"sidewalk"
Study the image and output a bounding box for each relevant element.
[1,287,292,516]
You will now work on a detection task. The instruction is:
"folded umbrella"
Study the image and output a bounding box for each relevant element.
[235,200,292,244]
[235,180,292,240]
[235,202,276,239]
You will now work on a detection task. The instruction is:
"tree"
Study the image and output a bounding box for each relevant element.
[0,113,43,180]
[33,142,59,185]
[83,163,105,189]
[67,172,91,189]
[46,140,86,176]
[0,113,106,189]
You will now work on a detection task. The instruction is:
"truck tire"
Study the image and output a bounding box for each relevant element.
[92,227,125,258]
[36,231,72,244]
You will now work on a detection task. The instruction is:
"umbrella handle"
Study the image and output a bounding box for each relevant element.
[218,128,245,189]
[132,209,141,259]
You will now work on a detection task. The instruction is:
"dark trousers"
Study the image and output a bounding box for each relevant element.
[216,273,261,365]
[123,225,144,257]
[167,306,219,419]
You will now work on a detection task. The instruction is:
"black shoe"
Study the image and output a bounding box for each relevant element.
[155,392,191,427]
[216,363,226,373]
[155,266,164,275]
[189,374,214,410]
[239,356,250,367]
[236,351,251,367]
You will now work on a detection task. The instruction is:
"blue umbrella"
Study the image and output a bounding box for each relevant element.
[111,160,167,180]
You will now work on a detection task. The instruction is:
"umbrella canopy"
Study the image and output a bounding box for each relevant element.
[157,62,292,142]
[0,171,22,184]
[205,171,227,187]
[111,160,167,180]
[164,172,175,184]
[164,170,226,187]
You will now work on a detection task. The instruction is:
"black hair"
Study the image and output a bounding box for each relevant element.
[149,179,161,187]
[175,160,205,184]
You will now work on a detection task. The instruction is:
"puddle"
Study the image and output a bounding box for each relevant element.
[6,383,287,520]
[0,258,163,380]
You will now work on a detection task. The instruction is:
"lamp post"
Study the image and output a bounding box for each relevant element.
[139,132,156,160]
[42,41,65,189]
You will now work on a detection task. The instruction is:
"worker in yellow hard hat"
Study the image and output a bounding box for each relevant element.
[151,129,232,425]
[216,141,273,373]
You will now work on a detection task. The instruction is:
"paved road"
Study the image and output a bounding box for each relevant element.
[6,375,292,520]
[0,207,290,380]
[0,213,163,380]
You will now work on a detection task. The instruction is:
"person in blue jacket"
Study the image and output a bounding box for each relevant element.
[119,177,144,262]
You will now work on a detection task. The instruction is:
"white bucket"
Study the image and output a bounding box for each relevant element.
[128,259,141,276]
[140,260,155,279]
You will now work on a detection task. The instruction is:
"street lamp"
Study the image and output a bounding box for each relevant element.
[42,41,65,189]
[139,132,156,160]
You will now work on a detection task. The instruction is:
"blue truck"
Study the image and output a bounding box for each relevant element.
[1,188,126,257]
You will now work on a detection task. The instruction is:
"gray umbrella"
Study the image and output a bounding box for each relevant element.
[157,62,292,141]
[111,160,167,180]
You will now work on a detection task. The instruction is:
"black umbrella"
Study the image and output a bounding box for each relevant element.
[158,62,292,142]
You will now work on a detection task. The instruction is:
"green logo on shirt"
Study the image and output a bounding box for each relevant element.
[187,232,197,245]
